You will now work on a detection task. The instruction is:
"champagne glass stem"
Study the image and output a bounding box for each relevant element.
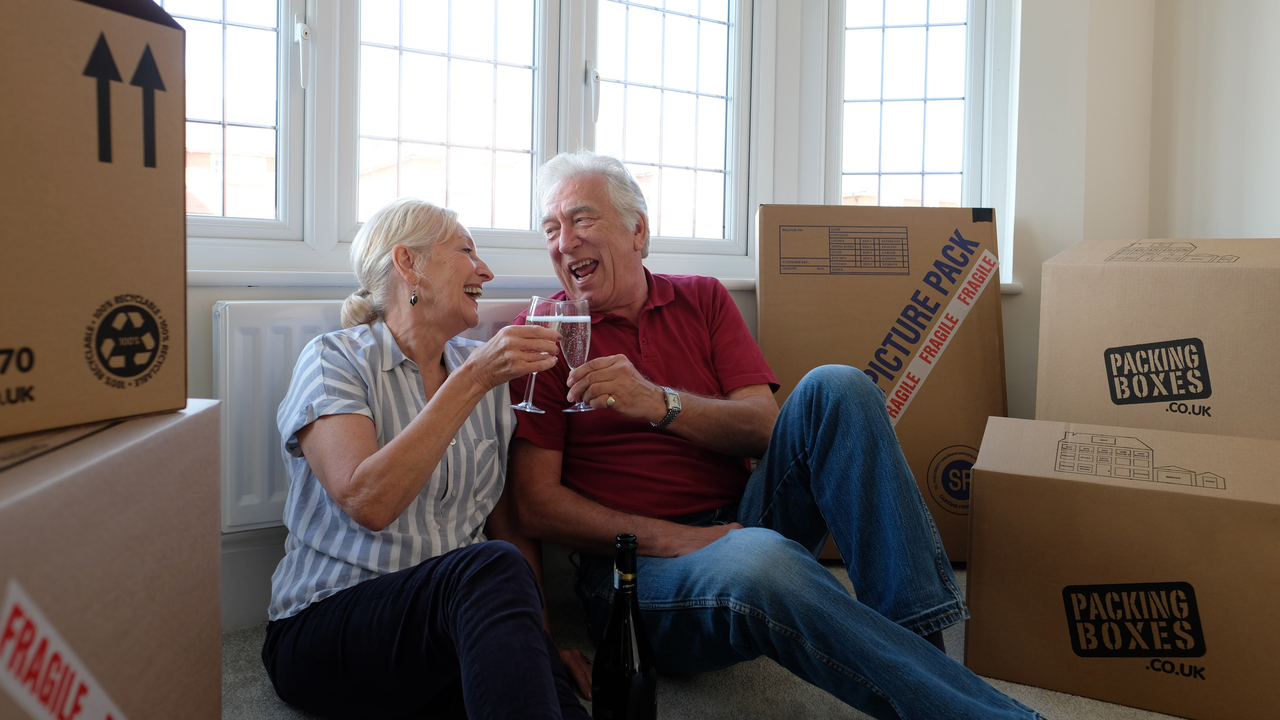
[522,372,539,407]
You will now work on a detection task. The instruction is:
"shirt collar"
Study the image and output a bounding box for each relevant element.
[375,319,463,374]
[591,268,672,324]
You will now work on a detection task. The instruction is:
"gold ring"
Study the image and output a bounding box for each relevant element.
[606,395,616,408]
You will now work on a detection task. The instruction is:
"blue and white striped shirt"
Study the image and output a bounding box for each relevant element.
[269,320,515,621]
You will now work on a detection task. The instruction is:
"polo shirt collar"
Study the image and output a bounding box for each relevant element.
[592,268,673,324]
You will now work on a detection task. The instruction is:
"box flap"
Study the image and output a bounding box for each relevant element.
[975,416,1280,504]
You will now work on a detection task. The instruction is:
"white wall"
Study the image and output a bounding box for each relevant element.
[1148,0,1280,239]
[1000,0,1155,419]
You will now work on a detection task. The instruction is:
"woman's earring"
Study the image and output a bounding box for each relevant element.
[409,289,418,307]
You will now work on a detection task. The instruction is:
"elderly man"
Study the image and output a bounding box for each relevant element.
[509,150,1039,720]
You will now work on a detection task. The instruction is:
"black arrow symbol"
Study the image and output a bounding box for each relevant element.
[83,33,122,163]
[130,45,166,168]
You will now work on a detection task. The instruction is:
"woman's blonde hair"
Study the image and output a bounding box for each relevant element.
[342,198,460,328]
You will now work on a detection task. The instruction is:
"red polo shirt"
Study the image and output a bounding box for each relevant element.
[511,271,778,519]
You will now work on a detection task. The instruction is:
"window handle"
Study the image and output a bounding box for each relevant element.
[588,65,600,123]
[294,14,312,90]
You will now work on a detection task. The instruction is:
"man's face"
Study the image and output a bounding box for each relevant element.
[541,174,648,315]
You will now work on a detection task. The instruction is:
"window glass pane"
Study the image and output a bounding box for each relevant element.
[882,27,925,99]
[361,0,399,45]
[881,101,923,172]
[400,142,447,205]
[449,60,495,148]
[225,26,277,125]
[185,122,223,215]
[627,7,663,86]
[401,53,448,143]
[165,0,220,21]
[359,138,399,220]
[693,171,724,238]
[359,1,536,227]
[884,0,926,25]
[224,125,277,218]
[182,19,222,122]
[844,29,883,100]
[226,0,276,28]
[926,25,966,97]
[662,92,697,167]
[597,1,733,240]
[924,173,962,207]
[449,146,493,229]
[496,0,535,65]
[452,1,495,60]
[880,174,922,206]
[842,1,969,209]
[360,45,400,138]
[161,0,280,220]
[924,99,963,172]
[843,102,880,173]
[842,174,879,205]
[403,0,447,52]
[930,0,968,24]
[847,0,882,28]
[663,14,698,92]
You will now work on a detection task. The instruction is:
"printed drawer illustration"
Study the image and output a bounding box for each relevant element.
[1106,241,1238,264]
[779,225,910,275]
[1054,433,1225,490]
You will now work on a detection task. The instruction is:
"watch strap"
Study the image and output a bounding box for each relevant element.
[652,386,681,428]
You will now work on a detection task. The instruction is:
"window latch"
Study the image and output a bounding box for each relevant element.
[588,65,600,123]
[294,14,312,90]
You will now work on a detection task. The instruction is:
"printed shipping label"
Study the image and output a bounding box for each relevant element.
[1,580,128,720]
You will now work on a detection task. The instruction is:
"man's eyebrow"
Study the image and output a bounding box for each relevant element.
[541,204,596,226]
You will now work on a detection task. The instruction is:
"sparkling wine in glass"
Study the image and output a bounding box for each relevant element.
[511,296,559,414]
[558,299,594,413]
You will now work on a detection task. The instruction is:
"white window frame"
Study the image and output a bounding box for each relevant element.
[188,0,758,283]
[822,0,1020,284]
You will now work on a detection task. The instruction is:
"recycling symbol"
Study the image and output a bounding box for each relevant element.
[94,304,160,378]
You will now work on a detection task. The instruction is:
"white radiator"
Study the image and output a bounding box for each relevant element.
[213,298,529,533]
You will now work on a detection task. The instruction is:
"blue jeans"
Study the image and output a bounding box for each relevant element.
[574,366,1040,720]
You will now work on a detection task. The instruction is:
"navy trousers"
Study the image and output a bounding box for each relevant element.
[262,541,588,720]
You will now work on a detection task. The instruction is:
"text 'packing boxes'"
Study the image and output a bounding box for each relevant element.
[0,0,187,438]
[966,416,1280,720]
[757,205,1006,560]
[1037,238,1280,440]
[0,400,220,720]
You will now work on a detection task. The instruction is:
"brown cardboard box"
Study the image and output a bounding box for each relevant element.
[0,0,186,438]
[1037,238,1280,441]
[966,416,1280,720]
[0,399,220,720]
[757,205,1007,560]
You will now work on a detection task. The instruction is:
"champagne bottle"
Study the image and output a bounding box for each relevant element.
[591,533,657,720]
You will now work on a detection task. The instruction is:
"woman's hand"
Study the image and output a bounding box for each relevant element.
[461,324,560,392]
[559,644,594,699]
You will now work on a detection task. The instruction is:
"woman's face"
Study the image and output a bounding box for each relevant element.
[417,225,492,333]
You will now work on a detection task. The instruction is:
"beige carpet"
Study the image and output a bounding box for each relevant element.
[223,550,1185,720]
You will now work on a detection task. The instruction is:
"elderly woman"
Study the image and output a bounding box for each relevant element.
[261,198,588,720]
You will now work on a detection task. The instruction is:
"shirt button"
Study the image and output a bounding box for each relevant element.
[450,438,456,445]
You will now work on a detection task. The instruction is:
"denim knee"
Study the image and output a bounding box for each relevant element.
[705,528,820,602]
[793,364,884,410]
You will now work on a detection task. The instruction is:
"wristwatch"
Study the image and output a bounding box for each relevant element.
[651,386,682,428]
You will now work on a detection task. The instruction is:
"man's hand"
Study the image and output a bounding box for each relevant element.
[566,354,666,421]
[559,645,594,699]
[649,522,743,558]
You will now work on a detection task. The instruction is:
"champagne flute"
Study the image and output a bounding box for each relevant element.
[558,299,594,413]
[511,296,559,414]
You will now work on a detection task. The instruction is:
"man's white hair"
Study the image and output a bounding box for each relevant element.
[537,149,651,258]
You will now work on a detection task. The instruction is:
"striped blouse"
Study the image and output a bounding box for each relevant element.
[268,320,515,621]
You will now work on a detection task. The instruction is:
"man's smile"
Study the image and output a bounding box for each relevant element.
[569,259,599,280]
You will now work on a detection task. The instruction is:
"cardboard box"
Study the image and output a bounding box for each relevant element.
[966,416,1280,720]
[1037,238,1280,441]
[757,205,1007,560]
[0,0,186,438]
[0,399,220,720]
